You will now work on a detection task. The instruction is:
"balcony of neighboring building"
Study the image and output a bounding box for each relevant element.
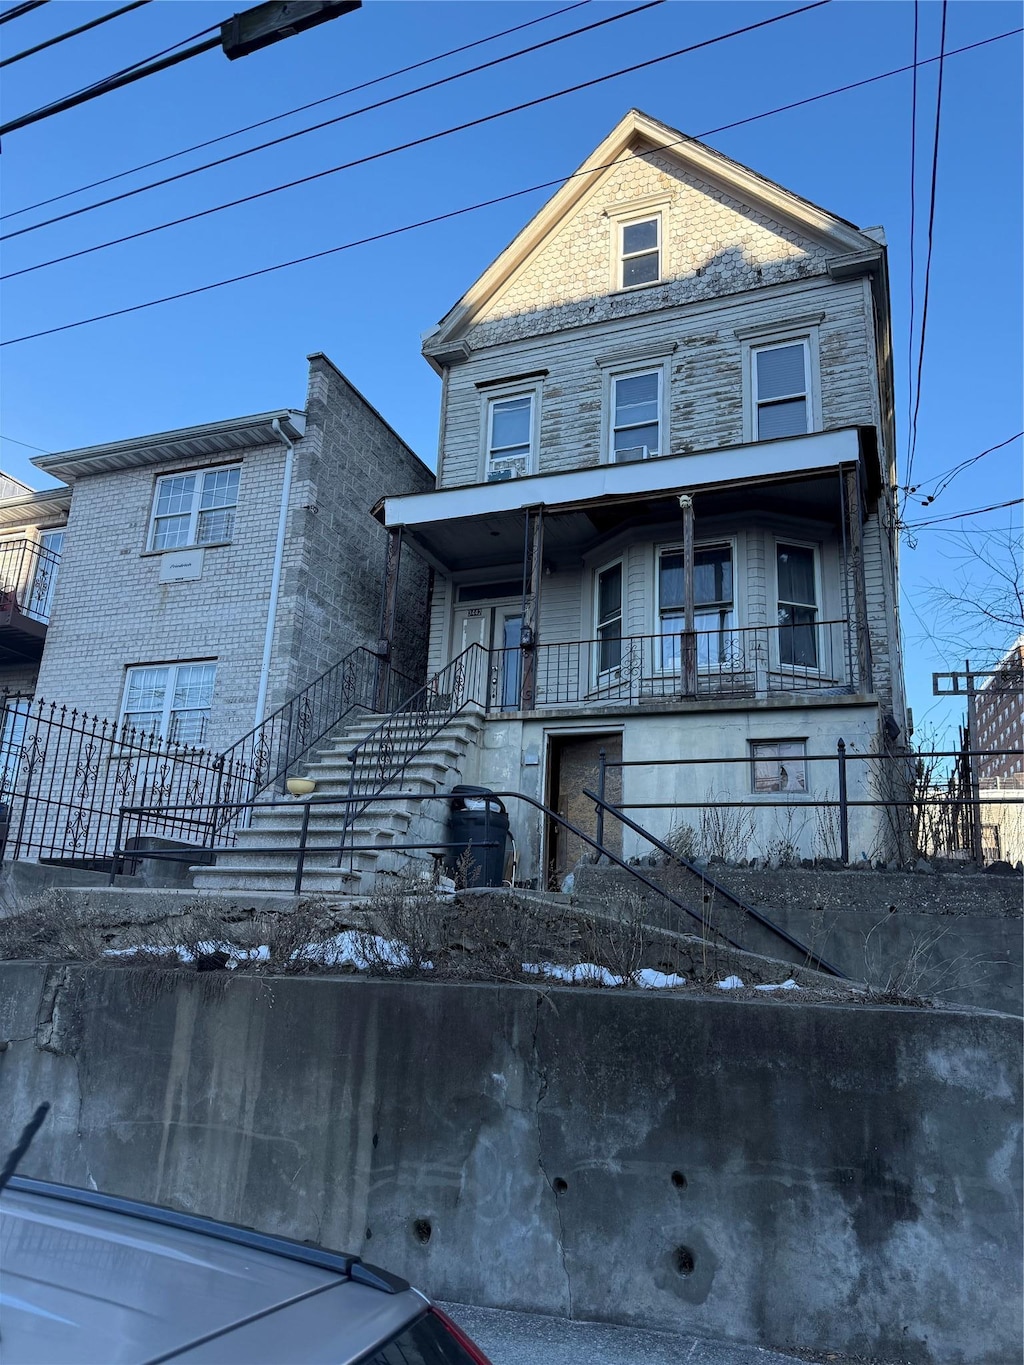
[0,535,63,663]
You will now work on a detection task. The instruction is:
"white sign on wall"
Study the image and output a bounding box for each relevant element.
[159,548,204,583]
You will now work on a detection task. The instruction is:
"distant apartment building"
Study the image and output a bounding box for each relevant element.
[975,637,1023,783]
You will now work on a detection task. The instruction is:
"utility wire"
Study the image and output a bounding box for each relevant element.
[903,498,1024,529]
[0,1,49,26]
[902,433,1023,505]
[0,432,51,452]
[0,0,150,71]
[2,0,592,222]
[904,0,948,502]
[0,21,221,137]
[4,22,1019,348]
[1,0,833,279]
[3,0,662,241]
[904,0,919,507]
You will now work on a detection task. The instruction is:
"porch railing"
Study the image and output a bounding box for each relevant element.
[489,619,856,710]
[0,537,62,625]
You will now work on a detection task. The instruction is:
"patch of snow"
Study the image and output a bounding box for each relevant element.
[637,968,687,989]
[523,961,623,986]
[716,975,745,990]
[755,978,800,991]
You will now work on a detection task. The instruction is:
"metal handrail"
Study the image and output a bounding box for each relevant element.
[335,644,491,868]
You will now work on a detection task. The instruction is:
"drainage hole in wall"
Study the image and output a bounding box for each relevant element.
[372,1132,379,1148]
[552,1177,568,1195]
[365,1227,372,1240]
[412,1219,432,1245]
[671,1170,687,1190]
[673,1246,696,1276]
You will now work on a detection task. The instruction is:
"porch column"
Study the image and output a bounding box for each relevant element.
[520,506,544,710]
[374,527,403,712]
[678,493,697,698]
[842,466,873,692]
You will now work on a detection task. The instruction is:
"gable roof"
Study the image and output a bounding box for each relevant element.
[423,108,883,359]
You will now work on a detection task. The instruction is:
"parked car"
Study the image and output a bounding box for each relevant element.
[0,1174,492,1364]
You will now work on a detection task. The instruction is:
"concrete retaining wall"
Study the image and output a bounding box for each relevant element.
[1,965,1019,1364]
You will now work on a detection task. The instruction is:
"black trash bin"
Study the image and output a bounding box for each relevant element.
[445,785,509,888]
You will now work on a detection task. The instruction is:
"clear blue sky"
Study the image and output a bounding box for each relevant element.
[1,0,1021,735]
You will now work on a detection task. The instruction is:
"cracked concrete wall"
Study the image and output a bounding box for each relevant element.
[0,965,1020,1365]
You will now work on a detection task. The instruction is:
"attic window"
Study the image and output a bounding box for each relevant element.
[620,216,660,288]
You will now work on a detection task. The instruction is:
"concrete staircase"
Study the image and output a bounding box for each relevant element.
[191,708,484,895]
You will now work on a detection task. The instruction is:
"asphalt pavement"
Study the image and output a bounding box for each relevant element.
[439,1303,819,1365]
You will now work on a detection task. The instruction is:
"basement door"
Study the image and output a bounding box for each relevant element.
[545,732,622,888]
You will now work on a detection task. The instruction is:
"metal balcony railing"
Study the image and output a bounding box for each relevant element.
[0,537,62,625]
[487,619,857,710]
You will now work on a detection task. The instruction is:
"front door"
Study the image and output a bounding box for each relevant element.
[451,602,523,710]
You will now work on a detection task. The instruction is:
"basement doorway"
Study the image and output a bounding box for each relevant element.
[545,732,622,889]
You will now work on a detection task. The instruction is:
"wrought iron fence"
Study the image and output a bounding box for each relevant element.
[0,537,62,625]
[489,620,856,710]
[0,696,226,867]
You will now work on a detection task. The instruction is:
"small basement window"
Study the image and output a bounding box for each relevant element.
[751,739,807,794]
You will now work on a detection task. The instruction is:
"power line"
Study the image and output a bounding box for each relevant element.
[3,21,1019,347]
[2,1,592,222]
[0,1,49,26]
[903,498,1024,529]
[902,432,1023,505]
[0,1,151,71]
[904,0,949,502]
[0,432,50,453]
[2,0,663,242]
[0,1,838,279]
[904,0,919,506]
[0,22,222,137]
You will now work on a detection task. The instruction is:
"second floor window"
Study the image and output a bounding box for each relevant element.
[121,661,216,745]
[777,543,819,668]
[658,543,734,669]
[611,370,661,463]
[753,341,810,440]
[486,394,534,482]
[620,216,660,287]
[149,466,240,550]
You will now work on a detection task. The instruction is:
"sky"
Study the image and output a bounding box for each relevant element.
[0,0,1021,737]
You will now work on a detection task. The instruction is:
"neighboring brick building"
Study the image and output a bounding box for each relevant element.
[0,475,70,700]
[975,637,1024,783]
[15,353,432,755]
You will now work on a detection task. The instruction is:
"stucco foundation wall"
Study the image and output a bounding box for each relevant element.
[462,701,886,883]
[1,966,1019,1365]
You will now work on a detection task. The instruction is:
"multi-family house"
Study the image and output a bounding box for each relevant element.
[369,109,907,884]
[0,353,433,869]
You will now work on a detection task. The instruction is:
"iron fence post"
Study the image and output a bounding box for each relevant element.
[837,739,849,863]
[109,806,126,885]
[595,747,607,854]
[293,798,312,896]
[279,704,294,795]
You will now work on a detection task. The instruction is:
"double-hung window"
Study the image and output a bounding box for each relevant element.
[776,543,819,668]
[121,662,216,745]
[595,562,623,675]
[485,394,534,482]
[620,216,660,288]
[611,370,660,463]
[752,341,810,440]
[149,466,240,550]
[658,543,734,670]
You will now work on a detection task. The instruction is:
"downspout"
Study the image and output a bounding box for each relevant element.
[253,417,297,726]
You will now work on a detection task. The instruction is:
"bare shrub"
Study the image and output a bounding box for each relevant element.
[0,889,100,963]
[756,800,810,868]
[574,893,650,985]
[860,914,1006,1005]
[813,792,844,862]
[664,821,700,863]
[698,790,755,863]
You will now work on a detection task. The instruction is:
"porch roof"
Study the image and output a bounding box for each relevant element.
[378,426,869,573]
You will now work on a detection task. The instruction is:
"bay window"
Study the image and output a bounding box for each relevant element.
[658,543,734,669]
[776,542,819,668]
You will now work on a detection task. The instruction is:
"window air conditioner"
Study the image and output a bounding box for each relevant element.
[613,445,650,464]
[487,469,514,482]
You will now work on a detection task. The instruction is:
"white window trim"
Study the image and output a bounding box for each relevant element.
[603,362,668,465]
[749,738,810,797]
[479,380,542,482]
[593,557,625,681]
[771,537,823,674]
[119,660,217,746]
[146,464,241,553]
[605,195,671,293]
[653,537,739,676]
[741,328,822,443]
